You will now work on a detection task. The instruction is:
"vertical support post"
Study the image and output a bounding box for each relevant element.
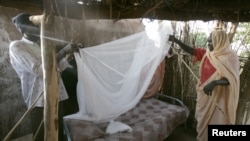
[41,0,59,140]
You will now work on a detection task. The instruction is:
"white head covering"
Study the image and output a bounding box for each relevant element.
[205,30,240,123]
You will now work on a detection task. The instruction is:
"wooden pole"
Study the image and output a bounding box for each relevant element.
[41,0,59,140]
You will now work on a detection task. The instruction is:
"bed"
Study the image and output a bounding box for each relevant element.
[63,93,189,141]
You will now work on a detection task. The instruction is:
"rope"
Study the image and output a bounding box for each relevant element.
[181,58,199,81]
[170,46,199,81]
[177,50,184,101]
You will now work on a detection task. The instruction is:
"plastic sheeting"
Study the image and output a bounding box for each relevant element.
[64,20,173,130]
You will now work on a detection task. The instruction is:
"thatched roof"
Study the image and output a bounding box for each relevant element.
[1,0,250,22]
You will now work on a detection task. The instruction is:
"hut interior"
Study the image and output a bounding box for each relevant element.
[1,0,250,141]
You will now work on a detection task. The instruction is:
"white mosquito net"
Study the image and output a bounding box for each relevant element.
[64,20,173,133]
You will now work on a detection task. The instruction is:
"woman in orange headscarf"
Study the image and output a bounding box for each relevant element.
[169,30,240,141]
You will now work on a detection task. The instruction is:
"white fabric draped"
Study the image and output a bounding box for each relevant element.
[64,21,173,132]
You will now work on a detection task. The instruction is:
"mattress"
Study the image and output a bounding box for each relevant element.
[63,95,189,141]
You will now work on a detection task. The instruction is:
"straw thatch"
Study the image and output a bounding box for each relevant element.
[1,0,250,22]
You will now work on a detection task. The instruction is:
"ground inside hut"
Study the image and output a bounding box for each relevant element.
[11,124,197,141]
[164,124,197,141]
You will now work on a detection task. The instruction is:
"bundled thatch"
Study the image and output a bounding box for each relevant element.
[1,0,250,22]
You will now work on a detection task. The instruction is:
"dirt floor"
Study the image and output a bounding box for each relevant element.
[165,124,197,141]
[11,124,197,141]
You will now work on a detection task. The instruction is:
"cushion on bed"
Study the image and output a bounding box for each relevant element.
[64,119,105,140]
[64,97,188,141]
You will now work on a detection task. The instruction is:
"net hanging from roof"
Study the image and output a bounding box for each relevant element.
[64,20,173,132]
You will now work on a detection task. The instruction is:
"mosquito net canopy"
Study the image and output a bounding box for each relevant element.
[64,20,173,133]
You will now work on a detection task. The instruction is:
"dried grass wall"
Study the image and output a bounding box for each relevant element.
[0,6,37,140]
[0,6,145,140]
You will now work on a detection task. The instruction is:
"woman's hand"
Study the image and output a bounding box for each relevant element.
[203,81,216,96]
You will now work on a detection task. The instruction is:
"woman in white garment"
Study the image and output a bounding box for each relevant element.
[168,30,240,141]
